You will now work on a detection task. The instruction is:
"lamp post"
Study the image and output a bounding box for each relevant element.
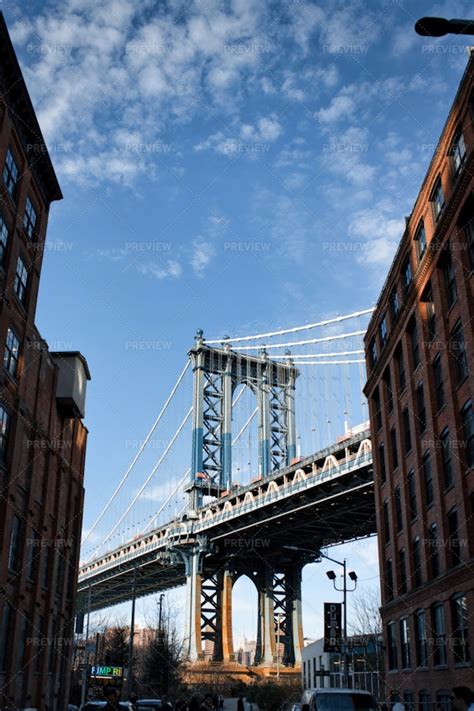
[325,558,358,689]
[415,16,474,36]
[283,546,357,689]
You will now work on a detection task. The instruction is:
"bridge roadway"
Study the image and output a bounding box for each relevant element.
[78,428,375,612]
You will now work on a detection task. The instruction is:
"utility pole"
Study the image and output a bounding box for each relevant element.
[80,586,92,707]
[128,565,138,696]
[158,592,165,633]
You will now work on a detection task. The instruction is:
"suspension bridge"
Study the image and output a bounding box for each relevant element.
[77,309,377,678]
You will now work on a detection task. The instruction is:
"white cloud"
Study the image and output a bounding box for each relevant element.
[195,114,282,156]
[316,94,355,124]
[348,201,405,266]
[137,261,183,280]
[191,240,216,276]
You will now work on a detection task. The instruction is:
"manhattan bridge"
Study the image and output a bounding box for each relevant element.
[78,309,376,677]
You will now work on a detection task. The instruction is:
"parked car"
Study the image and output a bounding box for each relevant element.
[80,702,132,711]
[136,701,163,711]
[301,689,377,711]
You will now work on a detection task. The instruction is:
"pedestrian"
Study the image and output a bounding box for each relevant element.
[237,696,245,711]
[129,691,139,711]
[392,703,405,711]
[452,688,474,711]
[104,686,121,711]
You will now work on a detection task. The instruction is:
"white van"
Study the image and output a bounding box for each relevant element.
[301,689,378,711]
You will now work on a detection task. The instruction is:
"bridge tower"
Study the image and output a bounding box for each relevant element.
[187,330,299,509]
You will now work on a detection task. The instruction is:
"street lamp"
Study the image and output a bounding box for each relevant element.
[325,558,357,690]
[415,16,474,36]
[283,545,357,688]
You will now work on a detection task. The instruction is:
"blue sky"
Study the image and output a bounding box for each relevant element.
[5,0,474,639]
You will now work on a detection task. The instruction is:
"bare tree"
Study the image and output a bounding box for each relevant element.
[349,586,382,637]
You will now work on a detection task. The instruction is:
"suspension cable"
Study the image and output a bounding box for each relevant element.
[272,350,364,359]
[87,406,192,560]
[205,308,374,344]
[230,330,365,351]
[82,360,190,545]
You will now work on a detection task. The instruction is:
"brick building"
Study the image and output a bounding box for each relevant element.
[0,13,90,711]
[364,50,473,705]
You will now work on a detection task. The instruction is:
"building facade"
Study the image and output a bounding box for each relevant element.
[364,51,474,705]
[302,636,383,699]
[0,13,90,711]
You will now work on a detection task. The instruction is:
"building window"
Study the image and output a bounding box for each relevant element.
[379,442,386,483]
[431,603,447,666]
[442,245,457,308]
[373,387,382,430]
[401,256,412,297]
[415,220,427,261]
[26,530,39,581]
[404,692,415,711]
[429,522,440,578]
[385,558,394,601]
[440,428,453,489]
[465,217,474,270]
[8,515,21,572]
[3,327,20,378]
[391,427,398,470]
[432,354,444,411]
[383,368,393,412]
[0,214,8,266]
[423,451,434,507]
[396,346,405,392]
[23,197,38,239]
[0,603,12,672]
[18,615,29,669]
[0,405,10,462]
[451,321,469,385]
[431,177,445,220]
[369,337,377,368]
[379,315,388,348]
[398,548,407,595]
[450,131,466,174]
[419,691,432,711]
[395,485,403,532]
[408,471,417,520]
[416,384,426,433]
[452,594,470,665]
[414,609,428,666]
[461,400,474,468]
[436,692,452,711]
[400,618,411,669]
[413,537,422,588]
[409,318,420,369]
[422,284,436,341]
[2,147,19,200]
[447,508,461,567]
[14,256,28,305]
[42,547,50,590]
[389,287,400,322]
[383,500,390,543]
[402,408,411,454]
[387,621,398,670]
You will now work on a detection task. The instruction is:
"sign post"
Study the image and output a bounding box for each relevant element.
[323,602,342,653]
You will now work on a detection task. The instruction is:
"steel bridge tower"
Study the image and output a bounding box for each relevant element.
[187,330,299,509]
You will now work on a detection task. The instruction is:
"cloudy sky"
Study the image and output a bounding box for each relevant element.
[4,0,474,639]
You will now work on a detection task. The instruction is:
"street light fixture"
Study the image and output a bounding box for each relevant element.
[283,545,357,689]
[415,16,474,37]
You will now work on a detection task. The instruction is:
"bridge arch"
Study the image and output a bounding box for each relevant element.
[231,570,261,666]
